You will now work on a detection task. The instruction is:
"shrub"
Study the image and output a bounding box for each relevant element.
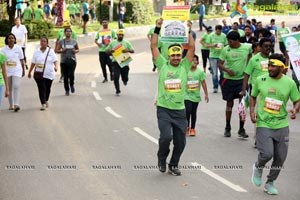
[0,20,13,37]
[23,21,54,39]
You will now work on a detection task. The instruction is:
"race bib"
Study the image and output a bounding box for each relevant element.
[260,60,269,71]
[164,79,181,92]
[264,97,283,115]
[187,80,199,91]
[16,39,22,45]
[215,43,223,50]
[7,61,17,68]
[35,64,45,72]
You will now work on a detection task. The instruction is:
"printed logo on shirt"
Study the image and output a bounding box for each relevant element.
[268,89,276,95]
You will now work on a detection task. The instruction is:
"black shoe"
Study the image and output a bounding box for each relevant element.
[14,105,20,112]
[238,128,249,138]
[168,166,182,176]
[115,91,121,96]
[158,161,166,173]
[224,128,231,137]
[71,86,75,93]
[102,79,108,83]
[65,91,70,96]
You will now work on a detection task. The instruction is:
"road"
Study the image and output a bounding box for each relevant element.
[0,22,300,200]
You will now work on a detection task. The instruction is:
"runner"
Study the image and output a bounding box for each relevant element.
[1,33,25,112]
[105,29,134,96]
[218,31,252,138]
[185,54,209,136]
[95,18,116,83]
[206,25,227,93]
[150,18,195,176]
[28,36,58,110]
[56,27,80,96]
[199,26,212,73]
[250,53,300,195]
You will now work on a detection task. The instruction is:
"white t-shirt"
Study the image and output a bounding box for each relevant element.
[11,25,28,48]
[31,47,57,80]
[1,45,24,77]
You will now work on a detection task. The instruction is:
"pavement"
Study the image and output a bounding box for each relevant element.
[25,14,300,61]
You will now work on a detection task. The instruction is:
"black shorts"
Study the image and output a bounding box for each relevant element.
[82,14,89,22]
[221,79,243,101]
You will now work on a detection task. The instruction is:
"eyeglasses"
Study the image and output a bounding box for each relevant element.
[262,44,272,48]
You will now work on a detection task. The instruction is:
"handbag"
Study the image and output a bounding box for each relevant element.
[34,47,50,80]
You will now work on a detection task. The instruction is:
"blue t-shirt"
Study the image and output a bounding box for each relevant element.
[199,5,205,17]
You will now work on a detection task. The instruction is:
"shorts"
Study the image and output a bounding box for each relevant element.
[82,14,89,22]
[221,78,243,101]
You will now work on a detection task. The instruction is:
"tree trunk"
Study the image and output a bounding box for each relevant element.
[56,0,64,26]
[6,0,16,24]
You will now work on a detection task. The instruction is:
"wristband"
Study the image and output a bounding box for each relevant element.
[154,27,161,35]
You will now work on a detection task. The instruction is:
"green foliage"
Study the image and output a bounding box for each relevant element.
[23,20,54,39]
[0,20,13,37]
[96,0,154,24]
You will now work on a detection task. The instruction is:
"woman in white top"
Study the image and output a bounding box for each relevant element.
[1,33,25,112]
[28,36,58,110]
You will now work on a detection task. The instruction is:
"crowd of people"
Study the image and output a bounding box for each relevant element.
[1,4,300,195]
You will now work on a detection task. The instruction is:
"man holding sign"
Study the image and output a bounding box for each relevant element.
[105,29,134,96]
[151,18,195,176]
[250,53,300,195]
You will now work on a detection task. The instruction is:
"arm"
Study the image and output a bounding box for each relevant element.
[218,59,234,76]
[20,59,25,77]
[249,96,257,123]
[72,43,80,54]
[201,80,209,103]
[28,63,35,79]
[290,100,300,119]
[150,18,163,61]
[241,74,250,96]
[185,31,196,63]
[1,64,9,97]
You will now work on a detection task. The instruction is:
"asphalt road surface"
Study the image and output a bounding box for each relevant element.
[0,21,300,200]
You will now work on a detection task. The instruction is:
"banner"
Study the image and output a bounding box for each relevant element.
[161,5,190,43]
[112,44,132,68]
[282,32,300,81]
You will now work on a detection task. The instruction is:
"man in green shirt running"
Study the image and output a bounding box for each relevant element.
[219,31,252,138]
[151,18,195,176]
[250,53,300,195]
[23,3,33,22]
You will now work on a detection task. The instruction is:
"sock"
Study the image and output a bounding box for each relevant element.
[239,120,244,130]
[226,120,231,129]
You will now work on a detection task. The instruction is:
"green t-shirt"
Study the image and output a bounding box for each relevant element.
[75,3,81,14]
[154,55,192,110]
[228,29,245,37]
[23,7,32,21]
[95,29,117,52]
[207,32,227,58]
[67,4,76,15]
[0,52,8,86]
[219,43,252,80]
[34,8,43,21]
[105,40,134,62]
[244,53,269,85]
[277,27,291,42]
[200,32,210,50]
[57,29,77,40]
[251,74,300,129]
[185,68,206,102]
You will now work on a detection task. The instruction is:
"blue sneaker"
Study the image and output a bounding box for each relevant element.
[251,163,262,187]
[264,181,279,195]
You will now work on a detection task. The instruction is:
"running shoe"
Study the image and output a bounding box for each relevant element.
[264,181,278,195]
[190,129,196,136]
[238,128,249,138]
[168,166,182,176]
[251,163,262,187]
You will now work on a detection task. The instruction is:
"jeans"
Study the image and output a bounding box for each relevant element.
[199,15,206,31]
[184,100,199,129]
[157,106,187,167]
[99,52,113,80]
[34,78,53,105]
[209,58,223,90]
[61,61,76,92]
[0,85,4,109]
[118,13,124,29]
[113,62,129,93]
[8,76,21,107]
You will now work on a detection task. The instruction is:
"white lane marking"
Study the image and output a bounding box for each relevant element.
[191,162,248,193]
[93,91,102,101]
[133,127,158,145]
[105,107,122,118]
[133,127,247,193]
[91,81,96,88]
